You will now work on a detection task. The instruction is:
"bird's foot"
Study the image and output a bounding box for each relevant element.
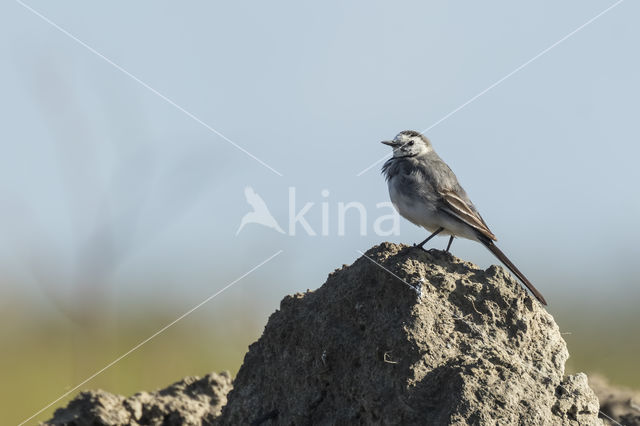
[412,243,427,252]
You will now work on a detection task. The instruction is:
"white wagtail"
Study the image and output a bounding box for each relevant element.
[381,130,547,305]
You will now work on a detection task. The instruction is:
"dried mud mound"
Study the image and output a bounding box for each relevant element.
[46,243,616,425]
[44,372,232,426]
[219,243,601,425]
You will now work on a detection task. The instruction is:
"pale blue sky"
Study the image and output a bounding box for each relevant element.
[1,1,639,318]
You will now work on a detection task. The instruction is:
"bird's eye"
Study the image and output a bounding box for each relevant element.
[408,141,414,146]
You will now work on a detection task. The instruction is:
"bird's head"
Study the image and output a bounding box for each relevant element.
[381,130,432,158]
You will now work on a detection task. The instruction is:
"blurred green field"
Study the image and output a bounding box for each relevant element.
[3,301,639,425]
[2,298,266,425]
[555,305,640,389]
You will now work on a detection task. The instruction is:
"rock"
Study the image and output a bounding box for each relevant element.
[43,372,232,426]
[219,243,602,425]
[46,243,611,425]
[590,375,640,425]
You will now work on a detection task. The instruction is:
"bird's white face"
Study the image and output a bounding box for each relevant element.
[382,131,432,158]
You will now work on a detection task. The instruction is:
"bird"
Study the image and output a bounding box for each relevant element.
[236,186,285,235]
[381,130,547,305]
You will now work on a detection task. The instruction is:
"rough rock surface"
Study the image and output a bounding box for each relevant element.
[46,243,614,425]
[219,243,601,425]
[43,372,232,426]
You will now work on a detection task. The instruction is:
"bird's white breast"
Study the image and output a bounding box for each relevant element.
[387,176,479,240]
[388,177,438,231]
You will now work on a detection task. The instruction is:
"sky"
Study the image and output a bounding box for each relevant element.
[1,0,639,320]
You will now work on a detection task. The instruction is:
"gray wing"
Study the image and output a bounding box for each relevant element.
[424,156,498,241]
[439,190,497,241]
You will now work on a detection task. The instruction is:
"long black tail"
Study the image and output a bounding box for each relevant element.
[479,238,547,305]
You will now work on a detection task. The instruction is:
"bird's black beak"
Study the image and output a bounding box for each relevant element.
[381,140,398,147]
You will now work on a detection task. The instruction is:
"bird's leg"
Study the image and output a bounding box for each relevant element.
[415,227,444,249]
[445,236,454,252]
